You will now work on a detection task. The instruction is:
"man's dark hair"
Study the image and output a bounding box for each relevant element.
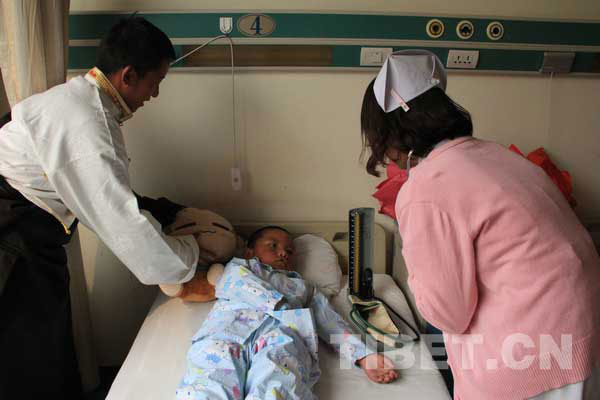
[246,226,290,249]
[96,16,175,77]
[361,79,473,177]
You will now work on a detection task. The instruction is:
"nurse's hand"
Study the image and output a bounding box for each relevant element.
[358,354,398,384]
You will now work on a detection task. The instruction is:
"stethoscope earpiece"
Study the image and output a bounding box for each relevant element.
[406,149,414,176]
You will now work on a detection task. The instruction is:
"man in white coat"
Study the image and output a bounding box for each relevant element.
[0,17,203,399]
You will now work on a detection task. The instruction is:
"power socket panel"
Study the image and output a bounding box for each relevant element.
[447,50,479,69]
[360,47,393,66]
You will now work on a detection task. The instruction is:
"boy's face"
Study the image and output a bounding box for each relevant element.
[245,229,295,271]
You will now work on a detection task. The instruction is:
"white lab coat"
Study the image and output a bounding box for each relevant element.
[0,74,199,284]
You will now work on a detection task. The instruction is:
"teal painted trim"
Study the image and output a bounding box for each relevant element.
[68,45,600,73]
[173,45,184,61]
[331,46,360,68]
[69,46,97,70]
[500,20,600,46]
[475,49,542,71]
[69,13,600,46]
[572,52,600,73]
[69,13,225,40]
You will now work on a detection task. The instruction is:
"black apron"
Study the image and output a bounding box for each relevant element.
[0,176,83,399]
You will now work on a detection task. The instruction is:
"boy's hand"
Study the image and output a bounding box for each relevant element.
[358,354,398,384]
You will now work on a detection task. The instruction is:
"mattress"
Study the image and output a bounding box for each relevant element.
[107,274,450,399]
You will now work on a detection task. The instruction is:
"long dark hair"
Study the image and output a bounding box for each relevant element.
[361,79,473,177]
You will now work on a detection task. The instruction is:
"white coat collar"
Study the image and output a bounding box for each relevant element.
[85,67,133,124]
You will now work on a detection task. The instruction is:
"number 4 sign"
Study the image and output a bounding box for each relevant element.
[238,14,276,37]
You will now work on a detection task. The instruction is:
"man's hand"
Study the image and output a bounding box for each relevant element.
[358,353,398,384]
[134,193,185,227]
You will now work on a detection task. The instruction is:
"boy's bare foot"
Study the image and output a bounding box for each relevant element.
[358,354,398,383]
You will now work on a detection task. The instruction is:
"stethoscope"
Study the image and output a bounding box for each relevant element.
[348,295,421,350]
[404,139,450,177]
[406,149,415,177]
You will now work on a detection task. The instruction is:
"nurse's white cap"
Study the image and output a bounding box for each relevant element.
[373,49,447,113]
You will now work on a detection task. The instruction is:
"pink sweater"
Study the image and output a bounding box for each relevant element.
[395,137,600,400]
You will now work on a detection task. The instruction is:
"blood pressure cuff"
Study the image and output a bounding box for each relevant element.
[133,192,186,227]
[348,295,420,350]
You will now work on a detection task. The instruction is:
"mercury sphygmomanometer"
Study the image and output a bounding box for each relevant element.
[348,207,420,350]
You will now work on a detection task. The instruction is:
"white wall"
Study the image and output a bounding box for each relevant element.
[70,1,600,365]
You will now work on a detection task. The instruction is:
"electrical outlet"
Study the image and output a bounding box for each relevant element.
[360,47,393,66]
[220,17,233,34]
[446,50,479,69]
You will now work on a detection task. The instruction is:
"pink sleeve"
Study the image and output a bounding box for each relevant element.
[396,202,478,334]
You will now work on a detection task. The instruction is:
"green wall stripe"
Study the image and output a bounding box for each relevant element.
[573,52,600,72]
[69,13,600,46]
[500,20,600,46]
[331,46,360,68]
[68,12,600,73]
[69,46,97,70]
[67,45,599,73]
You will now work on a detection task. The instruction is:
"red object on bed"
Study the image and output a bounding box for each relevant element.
[509,145,576,208]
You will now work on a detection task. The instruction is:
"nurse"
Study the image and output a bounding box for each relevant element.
[0,17,206,398]
[360,50,600,399]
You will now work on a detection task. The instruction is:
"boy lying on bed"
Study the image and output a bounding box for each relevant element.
[176,226,398,400]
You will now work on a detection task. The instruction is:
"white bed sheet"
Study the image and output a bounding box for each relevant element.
[107,274,450,400]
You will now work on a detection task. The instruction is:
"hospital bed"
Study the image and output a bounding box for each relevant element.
[106,222,451,400]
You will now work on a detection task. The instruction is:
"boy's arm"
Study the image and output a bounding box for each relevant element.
[309,289,375,365]
[215,260,286,311]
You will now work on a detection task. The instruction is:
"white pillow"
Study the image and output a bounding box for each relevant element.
[293,234,342,298]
